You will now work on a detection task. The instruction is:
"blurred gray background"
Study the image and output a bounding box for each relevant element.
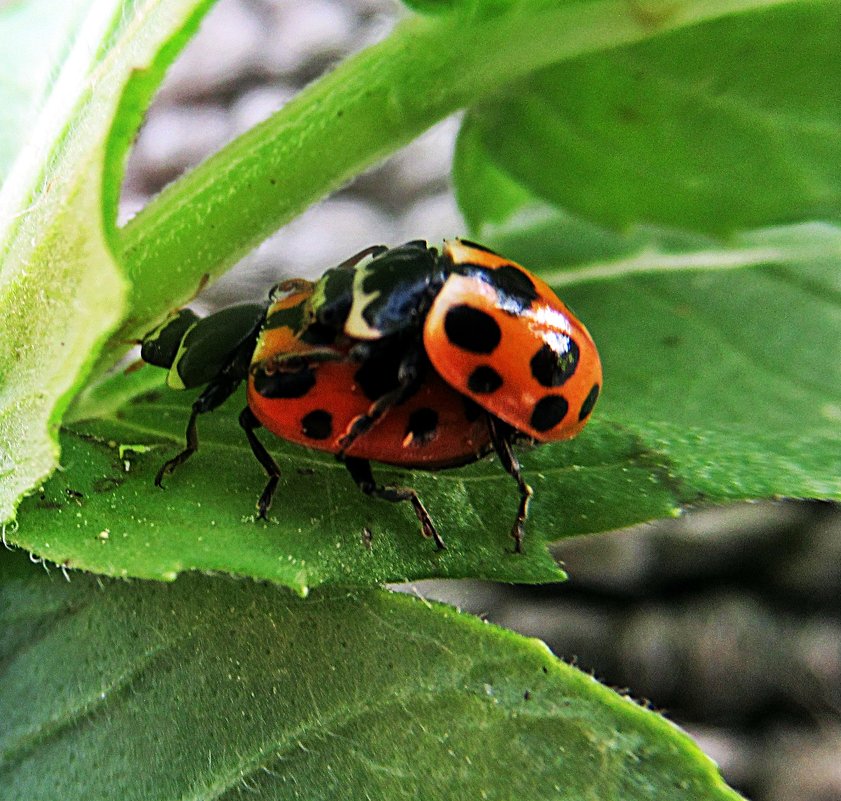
[121,2,841,799]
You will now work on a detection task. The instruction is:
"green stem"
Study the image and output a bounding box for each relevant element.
[112,0,802,350]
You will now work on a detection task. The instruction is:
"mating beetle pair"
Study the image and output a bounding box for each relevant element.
[141,239,602,551]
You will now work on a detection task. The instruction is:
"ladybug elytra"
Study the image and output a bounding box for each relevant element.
[140,239,602,551]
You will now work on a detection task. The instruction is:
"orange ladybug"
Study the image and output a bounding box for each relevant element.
[141,239,602,551]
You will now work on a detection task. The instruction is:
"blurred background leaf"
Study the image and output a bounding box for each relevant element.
[456,4,841,234]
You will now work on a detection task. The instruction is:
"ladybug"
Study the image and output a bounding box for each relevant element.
[140,239,602,551]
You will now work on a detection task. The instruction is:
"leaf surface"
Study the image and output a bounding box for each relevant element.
[0,551,744,801]
[7,0,838,587]
[0,0,214,522]
[457,3,841,235]
[12,215,840,588]
[0,0,96,178]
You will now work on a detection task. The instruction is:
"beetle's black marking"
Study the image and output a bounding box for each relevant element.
[301,409,333,440]
[252,364,316,399]
[579,383,600,421]
[140,308,199,369]
[530,340,579,388]
[490,265,538,304]
[467,365,503,394]
[299,322,337,346]
[314,268,354,329]
[354,355,401,401]
[458,239,501,257]
[404,408,439,445]
[264,302,304,333]
[456,264,539,310]
[359,241,433,296]
[462,396,483,422]
[357,242,442,337]
[444,305,501,354]
[530,395,569,432]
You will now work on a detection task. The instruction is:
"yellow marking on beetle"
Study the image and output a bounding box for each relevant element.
[445,238,509,269]
[166,321,198,390]
[303,275,335,331]
[142,315,172,343]
[345,261,383,340]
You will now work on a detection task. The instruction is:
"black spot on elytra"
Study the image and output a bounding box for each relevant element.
[354,356,401,401]
[404,408,439,445]
[578,384,600,421]
[456,264,538,313]
[252,364,316,399]
[530,340,579,388]
[530,395,569,432]
[467,365,503,394]
[301,409,333,440]
[491,265,538,305]
[444,305,501,354]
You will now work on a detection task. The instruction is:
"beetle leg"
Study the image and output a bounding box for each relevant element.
[239,407,281,519]
[342,456,445,550]
[155,376,241,486]
[155,406,201,486]
[337,386,407,455]
[337,348,425,456]
[333,244,388,271]
[487,416,533,553]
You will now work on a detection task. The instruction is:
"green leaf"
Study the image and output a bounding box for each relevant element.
[399,0,516,15]
[458,151,841,500]
[400,0,462,13]
[17,379,637,590]
[0,0,96,178]
[0,0,215,522]
[7,0,833,585]
[0,551,743,801]
[454,46,840,513]
[457,3,841,235]
[556,227,841,500]
[107,0,812,366]
[13,217,840,587]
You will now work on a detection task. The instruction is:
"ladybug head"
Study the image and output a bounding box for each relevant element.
[140,308,199,370]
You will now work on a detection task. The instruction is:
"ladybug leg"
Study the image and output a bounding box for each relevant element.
[342,456,446,550]
[155,376,241,486]
[333,244,387,271]
[337,384,411,455]
[155,405,201,485]
[487,416,533,554]
[338,348,425,456]
[238,407,281,519]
